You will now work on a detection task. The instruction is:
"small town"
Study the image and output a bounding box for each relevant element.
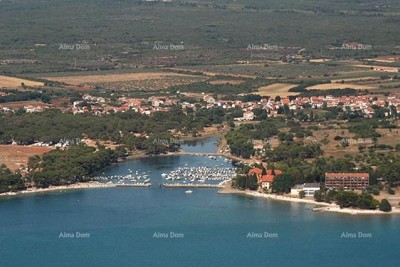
[1,92,399,119]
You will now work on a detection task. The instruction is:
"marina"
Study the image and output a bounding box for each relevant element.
[93,155,236,189]
[162,165,236,185]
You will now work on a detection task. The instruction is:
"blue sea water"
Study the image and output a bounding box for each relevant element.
[0,137,399,267]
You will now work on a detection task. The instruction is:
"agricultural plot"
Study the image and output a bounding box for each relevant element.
[0,145,53,171]
[256,83,298,97]
[0,75,44,88]
[42,72,207,91]
[306,83,375,90]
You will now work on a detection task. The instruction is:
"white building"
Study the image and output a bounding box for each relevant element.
[291,183,320,196]
[243,111,255,121]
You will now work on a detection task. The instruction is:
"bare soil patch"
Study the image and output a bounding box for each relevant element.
[0,75,44,88]
[256,83,298,97]
[307,83,375,90]
[0,145,53,171]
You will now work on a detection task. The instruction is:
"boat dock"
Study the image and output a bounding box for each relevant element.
[163,183,223,188]
[116,183,151,188]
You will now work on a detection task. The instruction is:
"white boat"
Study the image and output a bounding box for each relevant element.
[185,190,193,194]
[161,173,168,177]
[144,179,150,183]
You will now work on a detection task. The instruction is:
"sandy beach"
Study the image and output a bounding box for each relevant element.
[0,181,116,197]
[219,182,400,215]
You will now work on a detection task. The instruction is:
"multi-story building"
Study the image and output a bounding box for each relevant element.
[325,173,369,190]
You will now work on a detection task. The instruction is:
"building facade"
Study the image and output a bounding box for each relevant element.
[325,173,369,190]
[291,183,321,196]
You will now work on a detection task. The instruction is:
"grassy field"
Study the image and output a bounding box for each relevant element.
[0,75,44,88]
[256,83,298,97]
[42,72,208,91]
[208,80,245,85]
[306,83,375,90]
[175,62,354,79]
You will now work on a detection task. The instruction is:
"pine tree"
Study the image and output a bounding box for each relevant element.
[379,199,392,212]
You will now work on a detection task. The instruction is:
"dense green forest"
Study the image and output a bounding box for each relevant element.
[0,165,26,193]
[226,120,280,158]
[29,145,122,188]
[0,107,225,147]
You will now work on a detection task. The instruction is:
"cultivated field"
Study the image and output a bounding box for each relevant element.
[256,83,298,97]
[307,83,375,90]
[0,145,53,171]
[42,72,207,91]
[209,80,245,85]
[0,75,44,88]
[167,67,257,79]
[175,62,352,79]
[43,72,200,85]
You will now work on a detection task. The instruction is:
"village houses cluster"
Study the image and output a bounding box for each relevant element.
[2,93,400,120]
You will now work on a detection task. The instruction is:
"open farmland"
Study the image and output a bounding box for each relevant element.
[42,72,207,91]
[0,145,53,171]
[176,62,354,79]
[167,67,257,79]
[0,75,44,88]
[306,83,375,90]
[0,101,50,109]
[256,83,298,97]
[208,79,246,85]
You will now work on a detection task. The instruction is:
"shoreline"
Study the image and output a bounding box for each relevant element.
[218,182,400,216]
[0,181,116,197]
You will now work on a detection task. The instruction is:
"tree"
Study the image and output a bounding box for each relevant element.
[261,167,267,175]
[246,174,259,191]
[314,190,325,202]
[271,174,294,194]
[325,189,338,203]
[299,190,306,199]
[336,191,359,208]
[356,192,378,210]
[379,199,392,212]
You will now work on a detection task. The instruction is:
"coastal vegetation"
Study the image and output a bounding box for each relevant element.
[271,174,295,194]
[0,107,226,153]
[232,173,258,191]
[225,120,279,158]
[379,199,392,212]
[314,189,383,210]
[29,145,121,188]
[0,165,26,193]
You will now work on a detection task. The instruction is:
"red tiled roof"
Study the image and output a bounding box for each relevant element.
[267,169,282,175]
[249,168,263,175]
[261,175,275,183]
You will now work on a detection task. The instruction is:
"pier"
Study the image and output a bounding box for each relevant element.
[116,183,151,188]
[163,183,223,188]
